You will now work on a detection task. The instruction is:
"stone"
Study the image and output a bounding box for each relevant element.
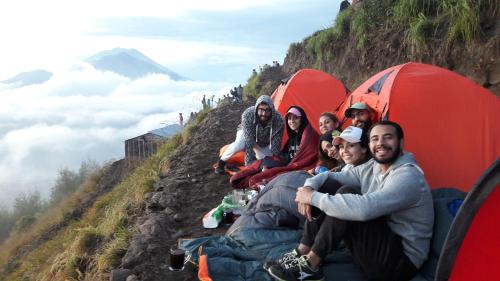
[137,214,169,237]
[173,213,183,222]
[164,207,175,215]
[110,269,132,281]
[126,275,139,281]
[488,62,500,85]
[122,238,148,268]
[172,230,186,240]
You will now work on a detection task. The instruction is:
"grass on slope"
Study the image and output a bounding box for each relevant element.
[300,0,498,62]
[0,109,210,281]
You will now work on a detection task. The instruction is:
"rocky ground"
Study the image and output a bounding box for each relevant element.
[114,100,253,281]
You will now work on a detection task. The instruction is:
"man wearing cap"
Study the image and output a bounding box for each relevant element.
[345,102,374,130]
[267,121,434,281]
[215,95,284,174]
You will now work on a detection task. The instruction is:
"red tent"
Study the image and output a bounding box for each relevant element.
[335,62,500,192]
[271,69,348,134]
[436,159,500,281]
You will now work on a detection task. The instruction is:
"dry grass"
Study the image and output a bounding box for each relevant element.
[0,170,104,266]
[0,125,189,280]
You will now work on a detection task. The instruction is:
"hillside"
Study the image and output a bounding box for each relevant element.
[0,1,498,280]
[0,101,251,281]
[247,0,499,97]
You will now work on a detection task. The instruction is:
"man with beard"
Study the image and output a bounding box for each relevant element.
[344,102,374,130]
[215,95,284,174]
[267,121,434,281]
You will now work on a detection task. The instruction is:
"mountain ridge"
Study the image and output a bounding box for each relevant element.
[86,48,186,80]
[1,69,53,88]
[1,48,186,89]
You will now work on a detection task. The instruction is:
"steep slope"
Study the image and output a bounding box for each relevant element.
[251,1,499,96]
[0,160,132,279]
[117,100,252,281]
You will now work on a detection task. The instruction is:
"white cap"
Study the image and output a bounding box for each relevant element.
[333,126,363,146]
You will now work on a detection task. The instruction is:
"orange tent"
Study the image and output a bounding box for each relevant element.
[336,62,499,192]
[271,69,348,134]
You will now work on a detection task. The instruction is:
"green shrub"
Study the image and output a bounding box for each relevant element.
[243,70,259,100]
[478,0,499,16]
[351,8,371,49]
[306,28,336,68]
[332,7,353,39]
[392,0,487,46]
[286,42,301,58]
[393,0,438,25]
[407,13,434,51]
[441,0,480,44]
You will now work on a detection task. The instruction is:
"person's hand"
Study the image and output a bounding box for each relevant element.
[298,203,312,221]
[295,186,314,205]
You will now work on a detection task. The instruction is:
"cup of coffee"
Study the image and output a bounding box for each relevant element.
[223,209,234,225]
[169,246,186,271]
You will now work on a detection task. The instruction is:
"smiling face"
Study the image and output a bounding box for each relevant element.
[351,109,372,129]
[321,140,339,160]
[319,115,338,134]
[337,138,367,166]
[256,103,272,123]
[369,124,403,171]
[287,113,301,133]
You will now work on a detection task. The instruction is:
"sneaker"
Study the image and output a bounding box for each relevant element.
[214,160,226,175]
[263,249,300,271]
[267,256,324,281]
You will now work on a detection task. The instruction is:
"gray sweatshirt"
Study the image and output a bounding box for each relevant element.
[304,152,434,268]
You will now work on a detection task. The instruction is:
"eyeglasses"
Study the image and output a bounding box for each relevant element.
[257,107,271,113]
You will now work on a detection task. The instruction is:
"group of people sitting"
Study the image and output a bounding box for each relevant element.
[213,95,434,281]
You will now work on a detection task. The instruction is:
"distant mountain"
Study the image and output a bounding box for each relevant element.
[86,48,186,80]
[1,69,52,88]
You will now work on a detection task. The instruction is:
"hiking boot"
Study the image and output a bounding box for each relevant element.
[263,249,300,271]
[267,256,324,281]
[214,160,226,175]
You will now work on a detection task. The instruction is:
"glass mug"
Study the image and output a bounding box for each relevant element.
[222,209,234,225]
[169,246,190,271]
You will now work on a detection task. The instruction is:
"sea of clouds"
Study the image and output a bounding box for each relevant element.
[0,63,231,206]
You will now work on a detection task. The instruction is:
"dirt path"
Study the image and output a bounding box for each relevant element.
[119,100,253,281]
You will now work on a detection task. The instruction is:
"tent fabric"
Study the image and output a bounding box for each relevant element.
[271,68,348,134]
[218,144,245,165]
[435,159,500,281]
[335,62,499,191]
[229,124,319,189]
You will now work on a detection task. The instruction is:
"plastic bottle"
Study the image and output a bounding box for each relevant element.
[202,205,224,228]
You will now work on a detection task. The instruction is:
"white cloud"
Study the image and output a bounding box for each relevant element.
[0,64,231,206]
[0,0,279,79]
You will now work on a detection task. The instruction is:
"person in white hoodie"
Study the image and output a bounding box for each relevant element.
[267,121,434,281]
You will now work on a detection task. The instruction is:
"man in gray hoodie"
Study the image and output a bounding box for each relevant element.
[267,121,434,281]
[215,95,284,174]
